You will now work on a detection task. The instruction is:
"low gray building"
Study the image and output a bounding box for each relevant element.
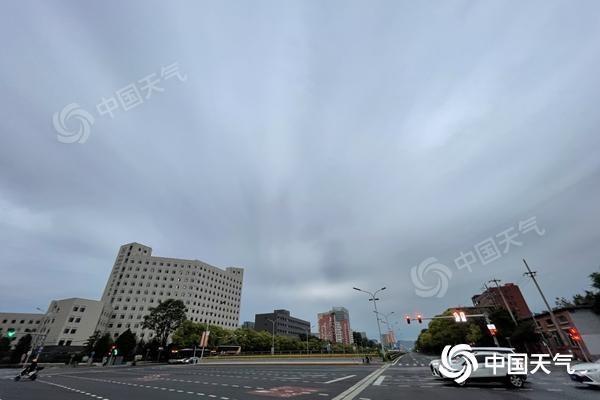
[254,309,310,338]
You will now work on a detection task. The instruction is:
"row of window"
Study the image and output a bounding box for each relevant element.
[111,283,241,299]
[114,259,242,285]
[1,319,41,324]
[114,276,241,293]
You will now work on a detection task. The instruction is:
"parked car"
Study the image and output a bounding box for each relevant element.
[568,360,600,386]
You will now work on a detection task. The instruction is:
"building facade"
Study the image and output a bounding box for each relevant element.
[241,321,255,330]
[0,313,43,346]
[1,298,110,351]
[254,309,310,338]
[534,306,600,361]
[39,298,112,347]
[318,307,353,345]
[101,243,244,340]
[472,283,532,320]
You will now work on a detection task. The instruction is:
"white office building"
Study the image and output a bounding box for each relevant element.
[1,298,110,350]
[100,243,244,340]
[39,298,112,347]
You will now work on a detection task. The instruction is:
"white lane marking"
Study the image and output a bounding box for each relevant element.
[324,375,356,384]
[38,380,110,400]
[332,364,390,400]
[372,376,386,386]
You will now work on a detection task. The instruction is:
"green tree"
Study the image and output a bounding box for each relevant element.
[115,329,137,360]
[93,333,113,359]
[567,271,600,313]
[172,320,204,348]
[466,324,483,344]
[83,331,101,354]
[10,334,32,364]
[142,299,187,347]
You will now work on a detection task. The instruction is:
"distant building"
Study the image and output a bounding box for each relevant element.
[534,306,600,361]
[381,331,397,348]
[0,312,44,347]
[254,309,310,338]
[241,321,255,330]
[472,283,532,320]
[318,307,353,345]
[0,298,111,351]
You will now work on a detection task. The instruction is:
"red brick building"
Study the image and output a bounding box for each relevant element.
[533,306,600,362]
[318,307,353,345]
[472,283,532,320]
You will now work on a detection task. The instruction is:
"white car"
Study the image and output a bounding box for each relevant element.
[430,347,527,388]
[568,360,600,386]
[430,347,513,378]
[168,358,188,364]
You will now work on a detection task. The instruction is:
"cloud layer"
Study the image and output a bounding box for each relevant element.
[1,0,600,340]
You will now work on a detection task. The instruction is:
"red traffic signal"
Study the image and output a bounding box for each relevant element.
[416,314,423,324]
[568,328,581,341]
[405,315,411,324]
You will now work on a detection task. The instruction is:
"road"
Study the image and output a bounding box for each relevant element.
[0,352,597,400]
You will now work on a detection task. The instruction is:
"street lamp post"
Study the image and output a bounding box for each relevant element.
[23,306,50,366]
[200,300,226,361]
[305,324,314,355]
[378,311,395,349]
[353,286,386,359]
[267,318,276,355]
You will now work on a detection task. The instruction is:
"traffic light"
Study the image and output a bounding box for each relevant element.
[453,311,467,322]
[6,328,16,338]
[109,345,118,356]
[416,314,423,324]
[568,328,581,341]
[405,315,411,324]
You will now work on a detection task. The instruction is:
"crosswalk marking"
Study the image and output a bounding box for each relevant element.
[373,376,386,386]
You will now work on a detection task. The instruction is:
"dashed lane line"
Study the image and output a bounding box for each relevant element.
[50,375,236,400]
[324,375,356,384]
[38,380,110,400]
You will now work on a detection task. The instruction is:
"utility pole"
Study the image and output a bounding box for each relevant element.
[523,259,569,349]
[353,287,386,359]
[489,279,518,326]
[479,284,499,308]
[483,312,501,347]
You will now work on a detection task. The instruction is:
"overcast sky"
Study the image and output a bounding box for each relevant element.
[1,1,600,341]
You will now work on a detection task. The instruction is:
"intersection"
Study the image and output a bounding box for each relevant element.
[1,353,597,400]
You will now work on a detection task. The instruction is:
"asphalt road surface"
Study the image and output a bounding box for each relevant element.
[0,353,598,400]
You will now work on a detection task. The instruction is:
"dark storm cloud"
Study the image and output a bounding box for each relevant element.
[1,0,600,340]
